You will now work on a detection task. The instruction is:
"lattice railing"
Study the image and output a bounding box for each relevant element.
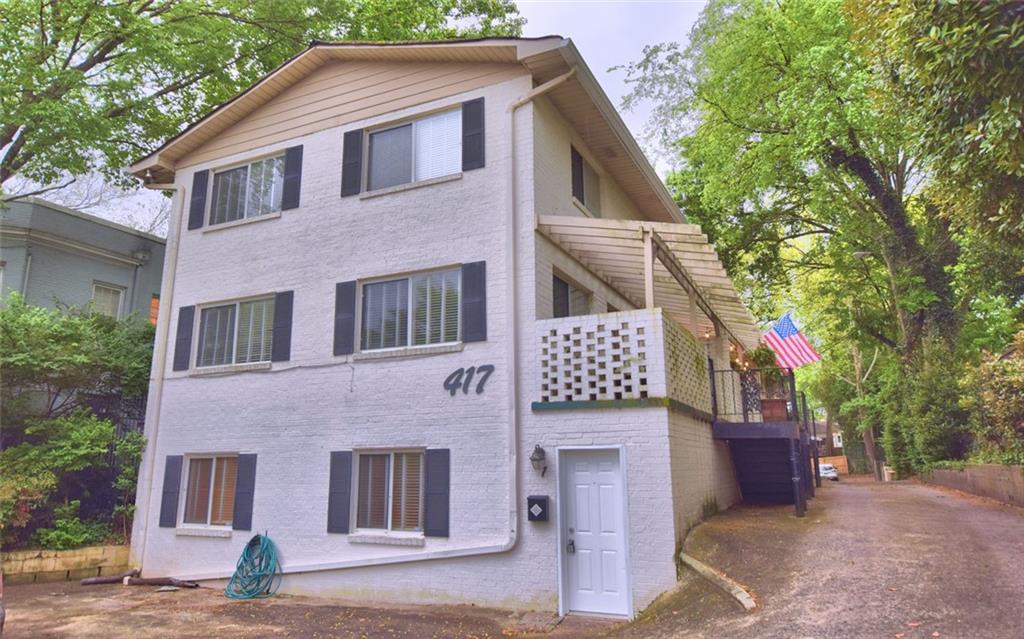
[536,308,711,411]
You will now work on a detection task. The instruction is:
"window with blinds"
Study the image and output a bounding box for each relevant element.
[183,456,238,526]
[360,268,460,351]
[197,298,275,367]
[356,451,422,531]
[210,155,284,225]
[92,283,124,318]
[367,109,461,191]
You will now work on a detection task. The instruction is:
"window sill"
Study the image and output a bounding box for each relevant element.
[348,532,426,547]
[359,172,462,200]
[572,196,600,219]
[201,211,281,233]
[175,527,232,538]
[353,342,463,362]
[190,362,272,377]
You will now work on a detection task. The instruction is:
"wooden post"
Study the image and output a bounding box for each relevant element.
[642,227,655,309]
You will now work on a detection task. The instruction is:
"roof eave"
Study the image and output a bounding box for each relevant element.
[553,42,683,224]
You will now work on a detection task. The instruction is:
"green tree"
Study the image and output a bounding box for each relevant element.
[623,0,957,358]
[852,0,1024,243]
[0,0,522,196]
[0,294,155,547]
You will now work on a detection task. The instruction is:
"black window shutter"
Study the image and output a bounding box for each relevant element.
[341,129,363,196]
[232,453,258,531]
[159,455,183,528]
[462,98,485,171]
[424,449,450,537]
[281,145,303,210]
[334,281,357,355]
[327,451,353,534]
[461,261,487,342]
[172,306,195,371]
[188,170,209,230]
[570,147,584,203]
[271,290,294,362]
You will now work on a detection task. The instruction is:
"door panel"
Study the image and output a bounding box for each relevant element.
[561,449,629,615]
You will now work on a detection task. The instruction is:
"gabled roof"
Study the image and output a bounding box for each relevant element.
[129,37,683,224]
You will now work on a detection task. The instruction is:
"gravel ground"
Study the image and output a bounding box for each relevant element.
[629,476,1024,639]
[4,477,1022,638]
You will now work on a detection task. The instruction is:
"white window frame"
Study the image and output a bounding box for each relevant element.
[92,282,125,319]
[207,152,286,227]
[353,449,425,534]
[194,295,275,368]
[181,454,238,528]
[358,267,462,353]
[364,107,462,193]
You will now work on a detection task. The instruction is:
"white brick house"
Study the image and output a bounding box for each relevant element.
[128,37,762,618]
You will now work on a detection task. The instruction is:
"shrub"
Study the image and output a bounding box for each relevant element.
[962,330,1024,463]
[33,501,111,550]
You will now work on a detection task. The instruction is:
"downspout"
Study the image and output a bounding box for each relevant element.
[172,67,580,582]
[20,252,32,296]
[131,183,185,571]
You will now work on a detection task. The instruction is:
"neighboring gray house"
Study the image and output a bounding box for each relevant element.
[0,197,165,321]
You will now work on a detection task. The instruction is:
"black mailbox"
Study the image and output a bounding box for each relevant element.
[527,495,549,522]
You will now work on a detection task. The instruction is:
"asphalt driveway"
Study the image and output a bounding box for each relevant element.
[4,477,1023,638]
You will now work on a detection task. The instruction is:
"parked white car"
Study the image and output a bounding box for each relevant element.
[819,463,840,481]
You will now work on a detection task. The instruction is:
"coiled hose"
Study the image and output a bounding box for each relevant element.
[225,533,282,599]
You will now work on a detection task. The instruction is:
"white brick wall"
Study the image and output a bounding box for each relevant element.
[134,64,740,617]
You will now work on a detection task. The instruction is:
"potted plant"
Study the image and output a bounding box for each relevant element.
[748,346,790,421]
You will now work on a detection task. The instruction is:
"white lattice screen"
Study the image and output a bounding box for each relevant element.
[537,309,712,410]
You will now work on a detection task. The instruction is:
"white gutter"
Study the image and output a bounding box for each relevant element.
[131,183,185,570]
[165,70,579,582]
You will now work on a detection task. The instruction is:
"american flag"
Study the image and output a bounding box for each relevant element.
[763,313,821,370]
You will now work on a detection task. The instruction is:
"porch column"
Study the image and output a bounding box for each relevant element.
[642,227,655,309]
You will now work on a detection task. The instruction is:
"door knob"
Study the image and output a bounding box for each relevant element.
[567,539,576,554]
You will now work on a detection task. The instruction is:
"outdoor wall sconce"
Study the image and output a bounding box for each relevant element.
[530,444,547,476]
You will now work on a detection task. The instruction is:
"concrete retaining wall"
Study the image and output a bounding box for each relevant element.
[922,464,1024,508]
[1,544,130,584]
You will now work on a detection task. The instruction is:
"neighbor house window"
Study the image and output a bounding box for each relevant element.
[361,268,460,351]
[570,146,601,216]
[552,275,590,318]
[196,297,275,367]
[210,155,285,225]
[368,109,461,191]
[92,283,124,318]
[183,455,238,526]
[356,451,423,531]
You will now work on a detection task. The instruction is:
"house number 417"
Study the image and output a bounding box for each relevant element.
[444,365,495,396]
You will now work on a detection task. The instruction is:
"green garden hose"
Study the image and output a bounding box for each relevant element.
[225,533,282,599]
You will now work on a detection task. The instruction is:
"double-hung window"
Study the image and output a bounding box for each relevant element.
[183,455,238,526]
[356,451,423,532]
[361,268,460,351]
[210,155,285,225]
[92,283,124,318]
[367,109,461,191]
[196,298,275,367]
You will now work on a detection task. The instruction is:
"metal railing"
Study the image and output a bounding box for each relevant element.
[709,365,798,422]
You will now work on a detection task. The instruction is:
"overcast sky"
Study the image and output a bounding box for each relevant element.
[75,1,706,235]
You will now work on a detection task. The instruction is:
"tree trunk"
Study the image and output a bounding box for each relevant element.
[852,345,883,480]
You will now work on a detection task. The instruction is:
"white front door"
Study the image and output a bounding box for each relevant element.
[560,449,630,616]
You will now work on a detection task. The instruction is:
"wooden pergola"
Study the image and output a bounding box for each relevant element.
[537,215,761,350]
